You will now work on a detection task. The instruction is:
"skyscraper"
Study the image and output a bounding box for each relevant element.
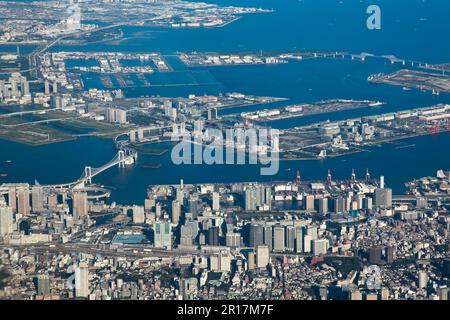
[208,226,219,246]
[212,192,220,211]
[10,77,18,97]
[0,205,14,237]
[256,245,270,269]
[17,187,30,216]
[249,224,264,247]
[180,220,198,246]
[363,197,373,210]
[303,235,312,253]
[273,225,285,252]
[247,251,255,270]
[188,198,199,218]
[7,187,16,213]
[176,187,184,203]
[295,226,303,253]
[304,225,318,240]
[245,186,260,211]
[155,203,161,218]
[312,239,329,256]
[418,271,428,289]
[304,195,315,211]
[31,186,44,212]
[374,188,392,208]
[225,232,241,247]
[245,185,271,211]
[44,80,50,95]
[285,226,296,252]
[132,205,145,224]
[264,187,272,210]
[416,197,428,209]
[105,108,127,124]
[334,196,346,214]
[318,197,328,214]
[263,225,273,251]
[22,79,30,95]
[154,222,172,248]
[171,200,181,225]
[72,191,88,220]
[35,274,50,295]
[75,261,89,298]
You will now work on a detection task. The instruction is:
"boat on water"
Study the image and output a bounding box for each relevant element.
[369,101,384,107]
[395,144,416,150]
[0,173,7,177]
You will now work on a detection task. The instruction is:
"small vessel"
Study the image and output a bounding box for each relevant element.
[6,160,12,163]
[369,101,384,107]
[0,173,7,177]
[318,149,327,158]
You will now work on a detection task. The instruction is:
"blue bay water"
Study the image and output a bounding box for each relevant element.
[1,132,449,205]
[51,0,450,63]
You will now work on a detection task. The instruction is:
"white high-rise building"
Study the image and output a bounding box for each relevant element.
[256,245,269,269]
[212,192,220,211]
[75,261,89,298]
[209,251,231,272]
[312,239,329,256]
[245,185,272,211]
[380,175,385,189]
[303,235,312,253]
[132,205,145,224]
[219,251,231,272]
[0,205,14,237]
[418,271,429,289]
[171,200,181,225]
[105,108,127,124]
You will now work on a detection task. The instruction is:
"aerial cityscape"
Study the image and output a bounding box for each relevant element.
[0,0,450,303]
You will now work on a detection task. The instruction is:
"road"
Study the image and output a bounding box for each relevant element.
[0,243,200,260]
[0,108,57,118]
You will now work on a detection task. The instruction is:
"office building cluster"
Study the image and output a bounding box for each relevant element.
[1,170,449,300]
[0,73,31,104]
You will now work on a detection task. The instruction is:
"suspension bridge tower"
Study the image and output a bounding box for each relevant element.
[84,166,93,184]
[118,150,126,168]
